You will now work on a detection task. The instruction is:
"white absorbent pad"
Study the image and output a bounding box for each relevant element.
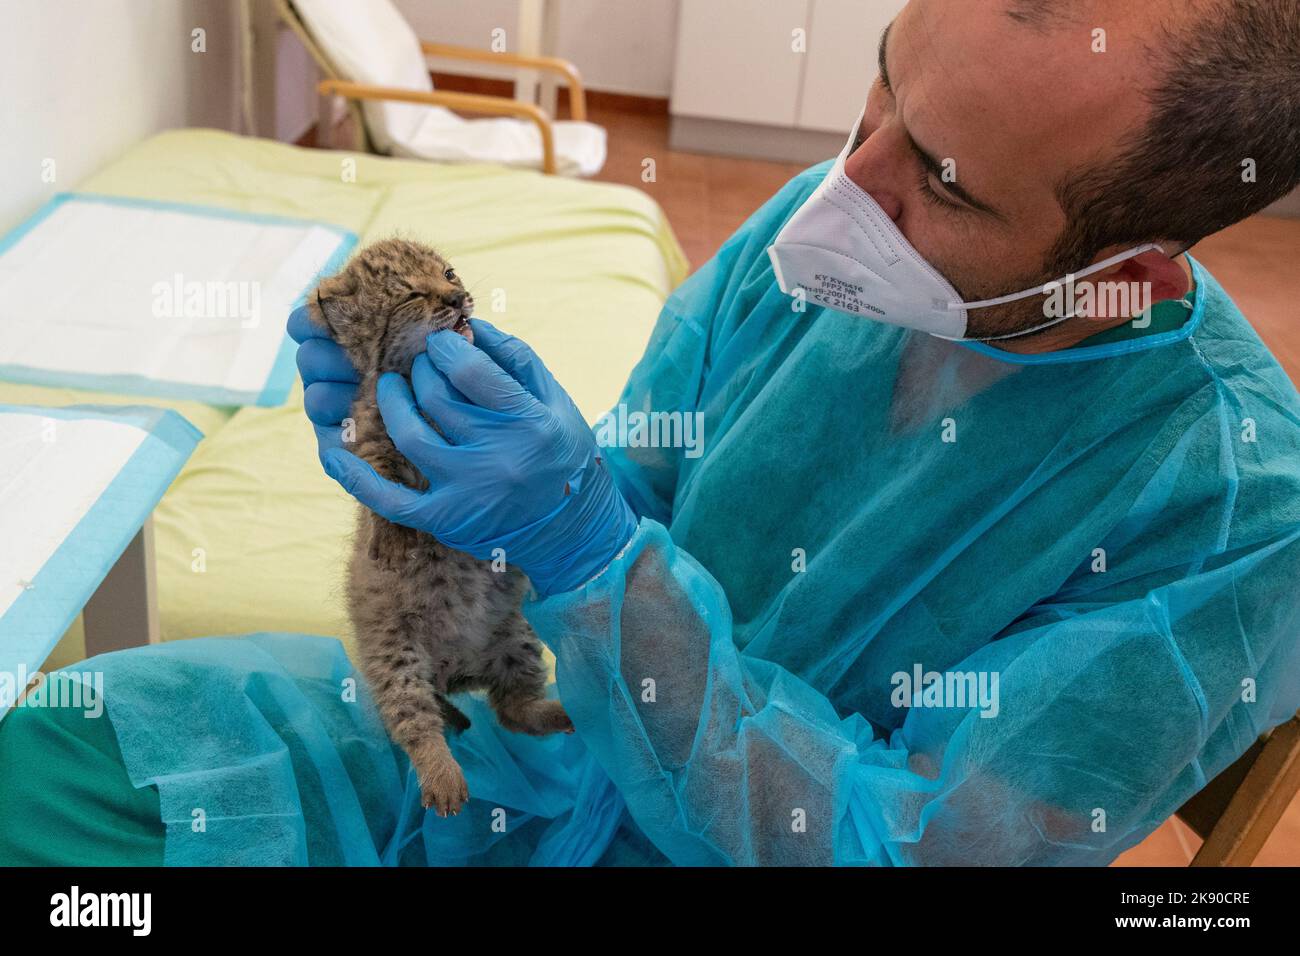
[0,404,200,699]
[0,193,357,406]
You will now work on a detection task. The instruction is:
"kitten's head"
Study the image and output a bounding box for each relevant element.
[309,238,474,375]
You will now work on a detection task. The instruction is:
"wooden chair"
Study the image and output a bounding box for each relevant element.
[1175,711,1300,865]
[275,0,592,175]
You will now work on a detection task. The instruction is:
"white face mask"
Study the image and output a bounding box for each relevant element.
[767,109,1164,341]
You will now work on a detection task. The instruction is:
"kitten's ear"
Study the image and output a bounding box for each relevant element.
[311,288,339,336]
[322,269,364,299]
[311,270,358,335]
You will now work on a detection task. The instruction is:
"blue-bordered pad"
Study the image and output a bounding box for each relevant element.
[0,193,357,406]
[0,403,200,711]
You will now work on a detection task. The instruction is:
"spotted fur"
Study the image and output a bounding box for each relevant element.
[311,238,571,817]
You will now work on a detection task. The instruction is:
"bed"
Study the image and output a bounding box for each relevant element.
[0,128,689,670]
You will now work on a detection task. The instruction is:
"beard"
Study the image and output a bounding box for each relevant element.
[941,260,1064,342]
[959,293,1060,341]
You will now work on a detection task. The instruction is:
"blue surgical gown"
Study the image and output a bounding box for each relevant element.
[532,161,1300,865]
[74,161,1300,865]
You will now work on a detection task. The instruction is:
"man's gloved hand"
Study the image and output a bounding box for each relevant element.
[300,313,638,597]
[288,303,360,460]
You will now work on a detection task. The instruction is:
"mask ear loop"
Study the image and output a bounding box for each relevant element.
[952,243,1168,314]
[1169,243,1196,312]
[952,242,1198,342]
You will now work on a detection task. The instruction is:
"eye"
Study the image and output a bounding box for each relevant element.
[444,268,456,281]
[917,170,963,212]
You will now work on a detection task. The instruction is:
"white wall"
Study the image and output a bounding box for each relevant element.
[0,0,241,232]
[275,21,323,142]
[393,0,680,96]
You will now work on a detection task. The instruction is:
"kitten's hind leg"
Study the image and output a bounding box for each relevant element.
[360,639,468,816]
[437,695,472,735]
[497,694,573,736]
[484,612,574,736]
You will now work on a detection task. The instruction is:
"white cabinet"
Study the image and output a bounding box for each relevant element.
[669,0,907,159]
[798,0,897,132]
[671,0,810,126]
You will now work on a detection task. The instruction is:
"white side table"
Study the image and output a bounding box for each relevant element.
[0,405,199,717]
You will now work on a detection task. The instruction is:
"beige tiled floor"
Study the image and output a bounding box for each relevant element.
[588,104,1300,868]
[1116,800,1300,866]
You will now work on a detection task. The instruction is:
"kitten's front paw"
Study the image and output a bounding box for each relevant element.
[417,753,469,817]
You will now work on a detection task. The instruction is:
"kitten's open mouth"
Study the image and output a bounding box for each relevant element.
[450,301,474,342]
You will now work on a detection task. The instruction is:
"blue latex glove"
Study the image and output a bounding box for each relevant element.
[288,303,360,460]
[296,309,638,597]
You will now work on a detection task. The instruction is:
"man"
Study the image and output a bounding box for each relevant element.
[298,0,1300,864]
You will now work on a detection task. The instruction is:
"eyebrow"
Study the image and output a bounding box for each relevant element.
[878,22,892,92]
[875,21,1005,221]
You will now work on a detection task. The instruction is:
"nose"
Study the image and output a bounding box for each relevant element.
[844,125,905,223]
[445,290,466,309]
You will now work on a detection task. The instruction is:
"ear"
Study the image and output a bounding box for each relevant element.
[317,269,359,300]
[311,288,337,336]
[1112,248,1190,304]
[310,270,360,335]
[1077,248,1190,322]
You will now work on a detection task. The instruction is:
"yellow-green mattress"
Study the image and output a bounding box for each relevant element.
[0,129,689,668]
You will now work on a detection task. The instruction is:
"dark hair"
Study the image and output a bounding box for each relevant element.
[1011,0,1300,274]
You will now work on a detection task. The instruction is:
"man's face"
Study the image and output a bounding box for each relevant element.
[846,0,1153,338]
